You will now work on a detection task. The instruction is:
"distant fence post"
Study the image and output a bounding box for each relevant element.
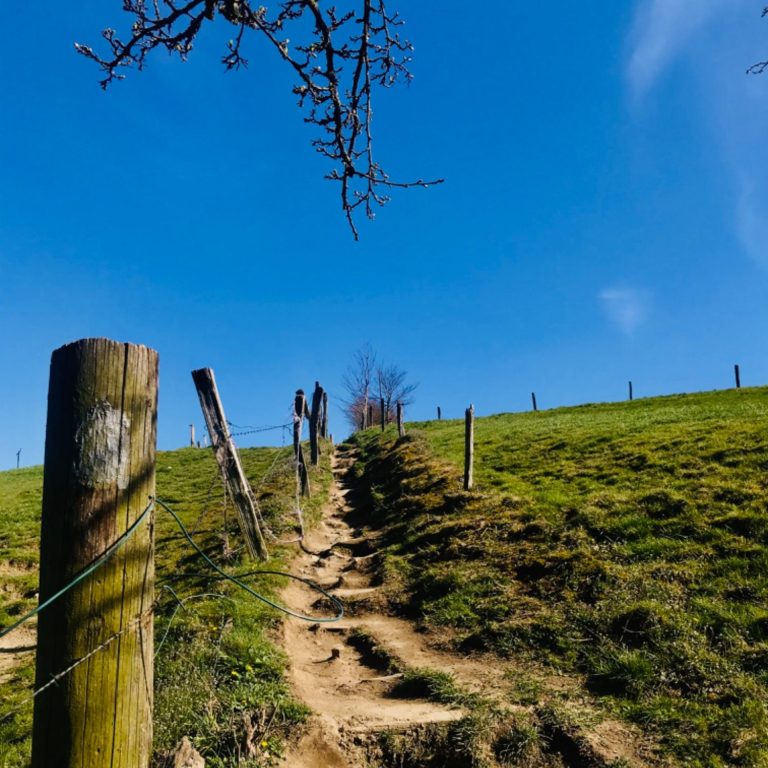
[380,397,386,431]
[735,364,741,389]
[397,401,405,438]
[531,392,538,412]
[464,404,474,491]
[437,406,442,420]
[321,390,329,439]
[309,381,324,466]
[189,423,195,446]
[294,390,311,498]
[32,338,157,768]
[16,449,20,469]
[629,381,634,401]
[192,368,268,560]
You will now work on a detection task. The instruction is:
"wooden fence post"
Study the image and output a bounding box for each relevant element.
[294,390,311,498]
[380,397,386,431]
[629,381,634,401]
[309,382,323,466]
[464,404,475,491]
[735,364,741,389]
[192,368,268,560]
[531,392,538,412]
[189,423,195,446]
[368,403,373,430]
[321,391,329,439]
[437,406,442,420]
[397,401,405,438]
[32,338,157,768]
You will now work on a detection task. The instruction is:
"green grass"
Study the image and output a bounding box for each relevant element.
[0,441,333,768]
[350,387,768,767]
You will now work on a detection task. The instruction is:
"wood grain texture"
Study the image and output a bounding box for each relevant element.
[192,368,268,561]
[32,338,157,768]
[464,404,475,491]
[321,391,329,439]
[309,382,324,466]
[293,390,311,498]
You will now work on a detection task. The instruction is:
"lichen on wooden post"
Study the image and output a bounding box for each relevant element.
[32,338,158,768]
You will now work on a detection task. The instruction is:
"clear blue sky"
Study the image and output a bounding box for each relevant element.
[2,2,767,467]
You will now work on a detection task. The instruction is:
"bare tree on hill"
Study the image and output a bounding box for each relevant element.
[342,346,416,429]
[76,1,443,239]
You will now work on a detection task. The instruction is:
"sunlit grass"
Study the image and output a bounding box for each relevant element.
[350,387,768,766]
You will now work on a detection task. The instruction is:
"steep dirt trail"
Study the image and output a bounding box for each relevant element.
[279,447,655,768]
[280,448,465,768]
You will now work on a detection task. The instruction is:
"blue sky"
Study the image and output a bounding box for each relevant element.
[1,2,767,467]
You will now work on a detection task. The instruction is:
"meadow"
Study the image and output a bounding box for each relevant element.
[349,388,768,766]
[0,443,333,768]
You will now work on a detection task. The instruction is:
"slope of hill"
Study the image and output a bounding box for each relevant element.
[349,388,768,766]
[0,443,333,767]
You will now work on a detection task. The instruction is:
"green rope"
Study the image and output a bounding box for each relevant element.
[154,497,344,623]
[0,493,343,645]
[0,500,154,640]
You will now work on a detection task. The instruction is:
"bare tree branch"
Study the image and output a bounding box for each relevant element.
[76,0,444,239]
[748,6,768,74]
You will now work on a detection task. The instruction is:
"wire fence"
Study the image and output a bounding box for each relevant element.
[0,419,340,725]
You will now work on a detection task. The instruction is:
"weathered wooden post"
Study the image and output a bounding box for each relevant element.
[464,404,474,491]
[437,406,442,420]
[380,397,386,431]
[321,391,329,439]
[397,401,405,438]
[189,423,195,446]
[628,381,634,401]
[32,338,157,768]
[531,392,538,412]
[309,381,324,466]
[367,403,373,430]
[16,449,20,469]
[192,368,268,560]
[735,364,741,389]
[294,390,311,497]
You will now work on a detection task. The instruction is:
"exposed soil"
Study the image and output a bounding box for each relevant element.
[280,449,465,768]
[0,562,37,686]
[278,447,661,768]
[0,623,36,685]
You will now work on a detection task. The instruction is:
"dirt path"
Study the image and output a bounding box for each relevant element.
[0,624,36,685]
[280,448,467,768]
[279,447,656,768]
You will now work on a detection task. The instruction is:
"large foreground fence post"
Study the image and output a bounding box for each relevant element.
[192,368,268,560]
[32,338,158,768]
[464,403,475,491]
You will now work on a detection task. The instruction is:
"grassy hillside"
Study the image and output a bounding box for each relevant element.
[350,388,768,767]
[0,442,333,768]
